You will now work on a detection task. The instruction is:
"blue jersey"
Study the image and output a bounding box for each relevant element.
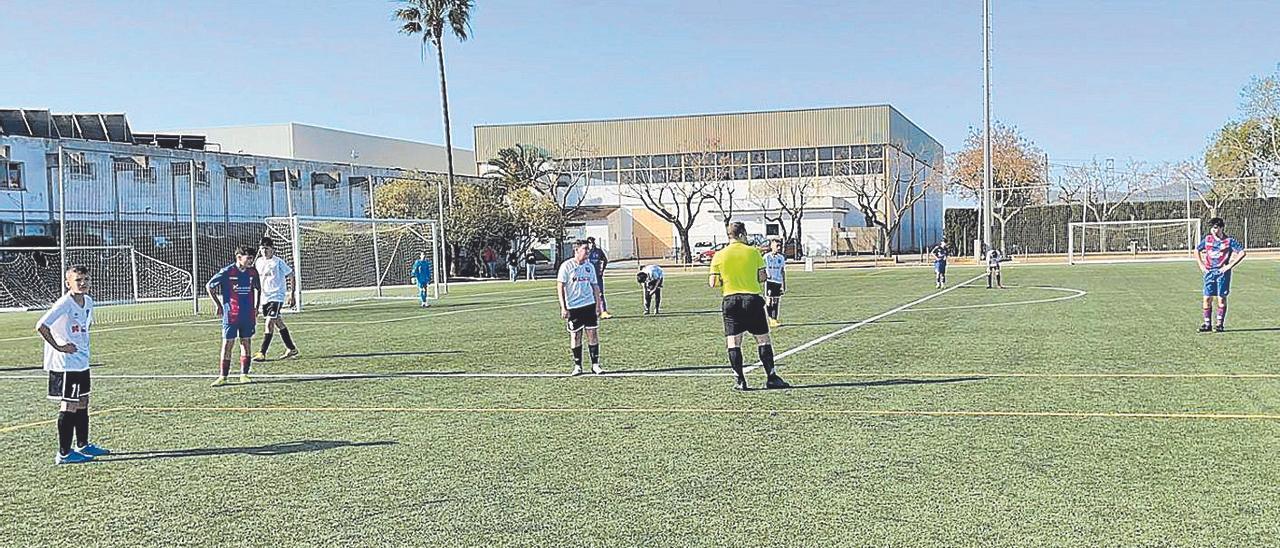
[411,259,433,284]
[588,248,608,280]
[931,244,950,262]
[208,264,259,324]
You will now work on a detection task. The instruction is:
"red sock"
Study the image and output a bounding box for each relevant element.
[239,356,251,375]
[219,359,230,377]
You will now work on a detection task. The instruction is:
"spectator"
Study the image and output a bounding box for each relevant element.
[482,246,498,278]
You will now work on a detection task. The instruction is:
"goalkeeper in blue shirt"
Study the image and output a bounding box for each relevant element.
[410,252,433,308]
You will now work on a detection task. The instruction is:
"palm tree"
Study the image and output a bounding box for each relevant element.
[394,0,473,277]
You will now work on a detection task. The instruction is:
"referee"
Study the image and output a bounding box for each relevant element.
[709,222,789,391]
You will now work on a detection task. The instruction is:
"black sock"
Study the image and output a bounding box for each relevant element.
[74,408,89,447]
[588,344,600,365]
[57,411,74,456]
[572,346,583,367]
[727,347,745,381]
[260,333,274,354]
[653,290,661,313]
[644,291,652,312]
[759,344,777,376]
[279,328,296,351]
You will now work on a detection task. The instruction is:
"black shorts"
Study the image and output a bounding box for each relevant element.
[645,279,664,292]
[766,281,784,298]
[722,294,769,336]
[47,370,91,402]
[566,304,599,333]
[261,301,284,318]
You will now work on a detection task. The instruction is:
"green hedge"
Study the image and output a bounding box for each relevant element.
[945,197,1280,256]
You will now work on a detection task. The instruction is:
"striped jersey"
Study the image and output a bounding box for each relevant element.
[208,264,260,324]
[1197,234,1243,270]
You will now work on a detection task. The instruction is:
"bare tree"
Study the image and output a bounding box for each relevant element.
[621,141,730,263]
[708,182,738,226]
[835,147,942,256]
[1054,159,1158,251]
[950,123,1048,252]
[1168,160,1259,217]
[751,177,816,257]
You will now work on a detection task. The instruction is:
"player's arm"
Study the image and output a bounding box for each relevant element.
[708,255,722,288]
[35,306,77,354]
[757,268,767,284]
[592,282,604,314]
[556,281,569,318]
[1195,247,1209,273]
[206,271,225,316]
[1222,246,1247,273]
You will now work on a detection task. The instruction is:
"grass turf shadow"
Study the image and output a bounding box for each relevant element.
[316,350,463,359]
[97,440,397,462]
[781,376,987,391]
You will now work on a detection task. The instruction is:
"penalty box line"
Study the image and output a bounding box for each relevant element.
[4,406,1280,432]
[7,371,1280,381]
[750,272,988,370]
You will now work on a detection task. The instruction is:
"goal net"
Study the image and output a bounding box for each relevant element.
[263,216,441,311]
[0,246,195,312]
[1067,218,1201,265]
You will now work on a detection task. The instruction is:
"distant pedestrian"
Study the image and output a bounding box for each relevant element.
[507,250,519,282]
[482,246,498,278]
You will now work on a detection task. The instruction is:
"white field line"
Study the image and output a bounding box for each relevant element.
[5,370,1280,381]
[904,286,1087,312]
[756,273,986,367]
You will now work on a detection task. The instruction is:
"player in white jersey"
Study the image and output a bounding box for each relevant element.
[985,246,1004,289]
[36,265,110,464]
[636,264,665,315]
[763,239,787,328]
[253,237,299,361]
[558,239,605,375]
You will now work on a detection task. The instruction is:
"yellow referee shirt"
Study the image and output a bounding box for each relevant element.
[710,241,765,296]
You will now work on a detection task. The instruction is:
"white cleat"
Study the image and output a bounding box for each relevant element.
[570,365,583,377]
[591,363,605,375]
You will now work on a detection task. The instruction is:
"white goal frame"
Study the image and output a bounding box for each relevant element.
[1067,218,1201,265]
[263,215,443,312]
[0,245,195,311]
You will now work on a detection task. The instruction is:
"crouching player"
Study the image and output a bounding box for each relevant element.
[985,246,1004,289]
[1197,217,1245,333]
[637,264,664,315]
[37,265,110,464]
[208,245,261,386]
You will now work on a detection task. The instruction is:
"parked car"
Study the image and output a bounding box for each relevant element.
[696,242,728,263]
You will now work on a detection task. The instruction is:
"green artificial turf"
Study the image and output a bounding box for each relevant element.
[2,261,1279,546]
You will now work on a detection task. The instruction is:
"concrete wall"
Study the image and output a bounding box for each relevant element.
[167,123,477,175]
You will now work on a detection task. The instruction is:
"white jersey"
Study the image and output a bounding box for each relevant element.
[641,264,664,281]
[557,259,599,309]
[986,249,1002,268]
[37,293,94,373]
[254,255,294,303]
[764,253,786,283]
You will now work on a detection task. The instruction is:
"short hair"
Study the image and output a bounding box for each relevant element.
[235,245,255,257]
[770,239,782,246]
[67,265,89,276]
[587,236,596,243]
[259,236,274,248]
[1209,217,1225,229]
[573,239,591,249]
[636,272,649,284]
[727,222,747,239]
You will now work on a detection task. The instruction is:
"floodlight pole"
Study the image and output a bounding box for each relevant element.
[982,0,993,252]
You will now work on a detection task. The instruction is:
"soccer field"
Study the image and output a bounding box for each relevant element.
[3,261,1280,547]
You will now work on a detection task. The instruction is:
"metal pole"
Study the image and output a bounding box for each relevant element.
[129,247,140,303]
[189,160,199,315]
[290,216,304,312]
[368,175,382,298]
[982,0,993,251]
[57,146,66,277]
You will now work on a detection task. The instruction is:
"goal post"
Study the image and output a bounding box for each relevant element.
[0,245,195,312]
[1067,218,1201,265]
[263,215,441,311]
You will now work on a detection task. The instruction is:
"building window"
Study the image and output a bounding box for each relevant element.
[767,165,783,179]
[270,168,301,189]
[751,151,766,164]
[852,161,868,175]
[784,164,800,178]
[833,161,849,176]
[173,161,209,185]
[800,148,816,162]
[766,224,780,236]
[228,166,257,186]
[834,146,850,160]
[818,162,833,177]
[817,147,834,161]
[765,150,782,163]
[650,169,666,183]
[850,145,866,159]
[866,144,884,158]
[750,166,765,179]
[1,162,22,190]
[867,159,885,174]
[603,171,619,182]
[649,155,666,168]
[602,157,617,170]
[732,151,749,165]
[783,149,799,162]
[733,166,748,180]
[619,157,633,169]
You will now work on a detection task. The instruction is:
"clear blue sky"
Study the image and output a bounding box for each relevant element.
[5,0,1279,164]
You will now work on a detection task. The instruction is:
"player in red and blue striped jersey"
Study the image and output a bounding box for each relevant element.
[1196,217,1246,333]
[207,245,261,385]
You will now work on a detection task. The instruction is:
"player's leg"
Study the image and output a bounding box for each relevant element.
[255,304,274,361]
[598,278,612,319]
[69,387,107,457]
[50,372,90,464]
[213,332,236,386]
[996,267,1003,288]
[653,283,662,314]
[725,332,747,390]
[987,267,993,289]
[238,334,253,383]
[1199,290,1214,331]
[568,325,585,376]
[643,285,653,314]
[586,325,603,374]
[723,296,749,390]
[275,316,298,358]
[749,295,788,389]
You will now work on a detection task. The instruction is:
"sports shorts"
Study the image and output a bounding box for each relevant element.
[222,321,256,340]
[766,281,784,298]
[566,304,599,333]
[47,369,91,402]
[722,294,769,336]
[1203,269,1232,297]
[261,301,284,319]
